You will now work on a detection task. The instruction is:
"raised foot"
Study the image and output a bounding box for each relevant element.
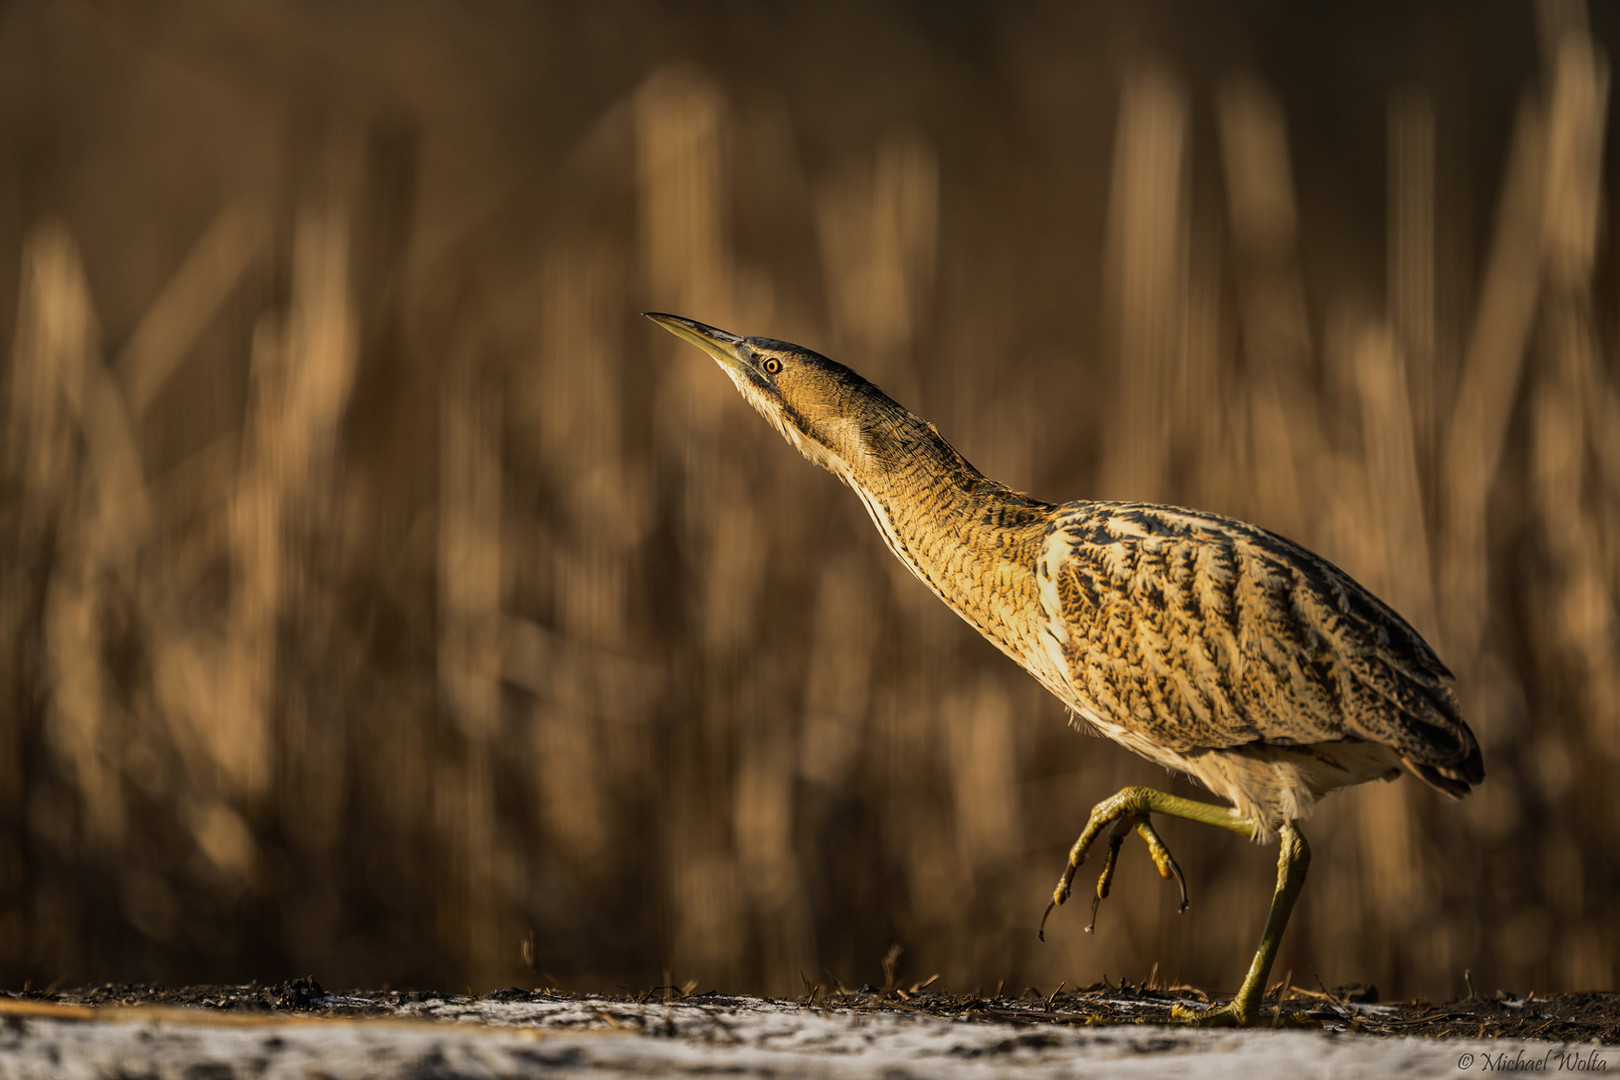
[1039,787,1195,940]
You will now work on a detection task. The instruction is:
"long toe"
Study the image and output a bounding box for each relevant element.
[1168,999,1317,1028]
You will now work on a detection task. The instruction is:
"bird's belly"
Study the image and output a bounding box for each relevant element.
[1067,699,1404,839]
[1065,701,1199,772]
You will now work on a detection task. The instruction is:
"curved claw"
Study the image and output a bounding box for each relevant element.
[1134,819,1189,913]
[1085,816,1132,932]
[1042,800,1123,936]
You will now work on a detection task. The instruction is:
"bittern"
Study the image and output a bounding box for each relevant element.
[646,312,1483,1026]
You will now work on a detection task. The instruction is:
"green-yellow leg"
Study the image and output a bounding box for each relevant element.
[1038,786,1312,1027]
[1181,822,1311,1026]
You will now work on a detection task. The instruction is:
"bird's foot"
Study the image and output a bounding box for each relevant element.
[1039,787,1189,939]
[1171,999,1247,1026]
[1168,998,1318,1028]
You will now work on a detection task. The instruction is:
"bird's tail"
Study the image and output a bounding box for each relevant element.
[1404,740,1485,798]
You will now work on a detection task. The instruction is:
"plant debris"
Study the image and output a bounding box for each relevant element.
[16,980,1619,1043]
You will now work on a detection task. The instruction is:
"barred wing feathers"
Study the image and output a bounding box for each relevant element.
[1038,502,1483,797]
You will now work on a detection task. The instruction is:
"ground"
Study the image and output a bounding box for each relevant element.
[2,979,1616,1078]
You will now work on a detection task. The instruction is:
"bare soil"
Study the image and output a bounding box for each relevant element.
[20,977,1620,1043]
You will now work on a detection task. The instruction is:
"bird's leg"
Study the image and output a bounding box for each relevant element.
[1039,786,1252,939]
[1174,823,1312,1027]
[1041,788,1313,1027]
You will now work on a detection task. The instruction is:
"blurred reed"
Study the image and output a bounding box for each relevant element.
[1,1,1616,1000]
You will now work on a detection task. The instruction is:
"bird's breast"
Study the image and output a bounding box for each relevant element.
[853,479,1071,699]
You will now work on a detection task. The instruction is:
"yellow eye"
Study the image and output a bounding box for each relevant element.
[763,356,782,375]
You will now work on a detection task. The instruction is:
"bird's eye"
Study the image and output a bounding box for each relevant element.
[762,356,782,375]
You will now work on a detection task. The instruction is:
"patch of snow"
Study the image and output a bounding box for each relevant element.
[1,995,1607,1080]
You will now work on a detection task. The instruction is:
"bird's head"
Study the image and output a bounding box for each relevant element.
[645,312,916,485]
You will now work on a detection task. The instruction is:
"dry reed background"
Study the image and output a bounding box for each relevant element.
[1,0,1616,1001]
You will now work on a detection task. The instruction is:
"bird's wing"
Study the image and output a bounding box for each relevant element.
[1037,502,1478,780]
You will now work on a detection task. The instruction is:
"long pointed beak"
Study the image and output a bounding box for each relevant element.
[643,312,755,378]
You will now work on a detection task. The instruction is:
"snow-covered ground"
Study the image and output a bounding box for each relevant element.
[4,992,1612,1080]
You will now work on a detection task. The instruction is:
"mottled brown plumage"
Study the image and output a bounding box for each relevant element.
[1037,500,1481,833]
[646,312,1483,1024]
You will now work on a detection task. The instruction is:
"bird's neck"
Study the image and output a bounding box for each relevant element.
[845,430,1057,667]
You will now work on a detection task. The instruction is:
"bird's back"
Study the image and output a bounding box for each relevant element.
[1033,501,1483,831]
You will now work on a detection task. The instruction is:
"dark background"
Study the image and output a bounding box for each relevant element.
[1,0,1616,1001]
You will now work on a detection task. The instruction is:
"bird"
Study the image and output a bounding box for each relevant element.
[645,312,1484,1026]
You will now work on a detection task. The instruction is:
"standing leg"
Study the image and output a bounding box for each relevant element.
[1178,823,1311,1025]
